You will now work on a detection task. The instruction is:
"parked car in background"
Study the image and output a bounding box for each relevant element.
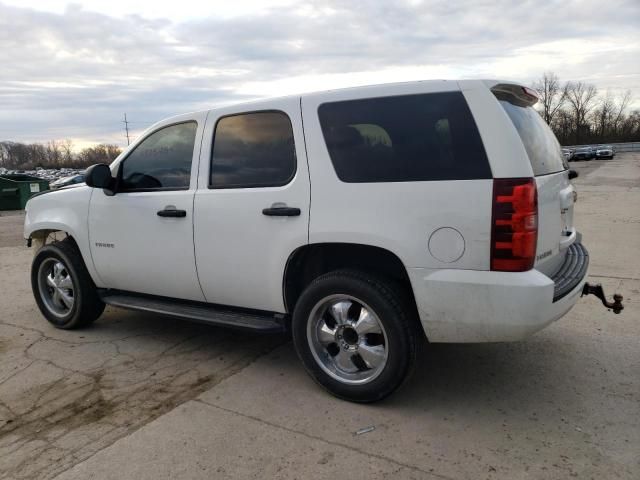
[595,145,615,159]
[1,168,85,183]
[573,147,594,160]
[562,148,572,162]
[50,173,85,190]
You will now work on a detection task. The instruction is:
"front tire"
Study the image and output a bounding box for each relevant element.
[31,239,105,329]
[292,270,418,403]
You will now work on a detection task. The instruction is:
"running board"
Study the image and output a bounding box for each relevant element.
[98,291,287,333]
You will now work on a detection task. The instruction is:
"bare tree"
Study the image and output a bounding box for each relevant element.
[105,144,122,161]
[533,72,567,124]
[76,144,122,167]
[619,110,640,139]
[0,142,9,168]
[45,140,63,167]
[61,139,74,165]
[592,90,614,138]
[551,109,574,144]
[564,81,598,144]
[611,90,632,135]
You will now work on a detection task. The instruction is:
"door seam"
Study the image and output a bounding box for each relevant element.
[193,110,211,302]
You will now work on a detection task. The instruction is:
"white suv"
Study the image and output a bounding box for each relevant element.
[24,80,615,402]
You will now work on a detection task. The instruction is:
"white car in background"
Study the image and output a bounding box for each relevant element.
[23,80,623,402]
[595,145,615,159]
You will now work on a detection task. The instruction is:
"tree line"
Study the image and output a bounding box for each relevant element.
[533,72,639,145]
[0,140,122,170]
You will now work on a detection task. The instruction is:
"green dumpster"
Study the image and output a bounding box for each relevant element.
[0,175,50,210]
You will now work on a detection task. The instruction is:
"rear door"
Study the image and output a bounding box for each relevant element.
[491,84,574,275]
[193,97,310,312]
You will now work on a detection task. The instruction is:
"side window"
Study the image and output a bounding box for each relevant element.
[210,111,296,188]
[120,122,197,191]
[318,92,491,183]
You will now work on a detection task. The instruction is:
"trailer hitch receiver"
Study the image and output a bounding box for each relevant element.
[581,283,624,314]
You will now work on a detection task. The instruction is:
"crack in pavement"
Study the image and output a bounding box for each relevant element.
[588,274,639,281]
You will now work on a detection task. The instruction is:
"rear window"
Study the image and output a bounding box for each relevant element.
[318,92,491,183]
[494,91,566,176]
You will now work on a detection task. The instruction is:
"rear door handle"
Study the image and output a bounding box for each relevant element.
[157,207,187,218]
[262,206,301,217]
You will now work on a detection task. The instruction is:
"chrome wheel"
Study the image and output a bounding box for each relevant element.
[307,295,388,385]
[37,258,75,318]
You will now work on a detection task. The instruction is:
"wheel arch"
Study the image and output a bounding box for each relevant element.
[26,223,104,287]
[283,242,418,316]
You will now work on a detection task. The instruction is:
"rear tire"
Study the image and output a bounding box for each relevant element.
[292,270,418,403]
[31,238,105,329]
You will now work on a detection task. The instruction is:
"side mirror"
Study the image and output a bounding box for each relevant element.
[568,169,579,180]
[85,164,115,192]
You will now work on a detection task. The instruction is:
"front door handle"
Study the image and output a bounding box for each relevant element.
[262,206,301,217]
[157,207,187,218]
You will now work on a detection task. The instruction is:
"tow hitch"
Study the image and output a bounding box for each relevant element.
[581,283,624,314]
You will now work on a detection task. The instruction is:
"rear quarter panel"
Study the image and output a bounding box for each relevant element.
[462,80,575,275]
[459,80,533,179]
[301,81,493,270]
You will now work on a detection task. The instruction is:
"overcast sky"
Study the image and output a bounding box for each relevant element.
[1,0,639,148]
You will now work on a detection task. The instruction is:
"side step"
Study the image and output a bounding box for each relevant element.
[98,291,287,333]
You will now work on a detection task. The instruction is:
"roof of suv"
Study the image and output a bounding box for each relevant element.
[154,79,514,128]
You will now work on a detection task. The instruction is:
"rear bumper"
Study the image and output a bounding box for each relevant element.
[552,242,589,301]
[408,242,589,343]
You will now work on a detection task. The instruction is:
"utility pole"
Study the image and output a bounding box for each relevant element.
[123,113,130,146]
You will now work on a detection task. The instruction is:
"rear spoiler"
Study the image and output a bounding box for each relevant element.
[491,83,539,107]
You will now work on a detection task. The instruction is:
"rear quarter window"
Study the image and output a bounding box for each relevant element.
[494,91,566,176]
[318,92,491,183]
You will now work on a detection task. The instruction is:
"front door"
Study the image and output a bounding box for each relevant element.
[89,113,207,301]
[193,98,310,312]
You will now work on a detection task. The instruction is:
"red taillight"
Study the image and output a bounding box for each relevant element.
[491,178,537,272]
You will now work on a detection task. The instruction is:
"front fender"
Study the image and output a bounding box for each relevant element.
[24,186,104,287]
